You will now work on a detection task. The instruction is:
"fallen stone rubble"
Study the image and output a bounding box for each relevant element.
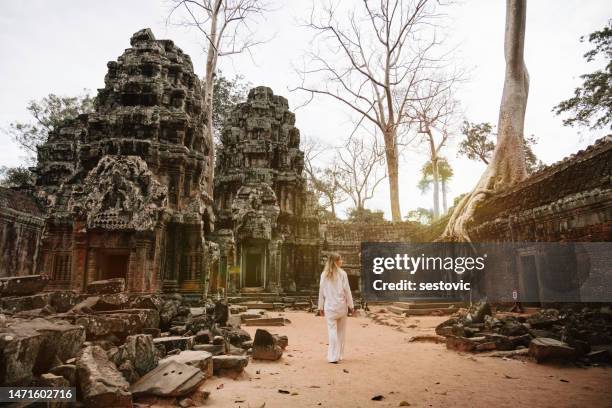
[436,301,612,365]
[0,276,290,406]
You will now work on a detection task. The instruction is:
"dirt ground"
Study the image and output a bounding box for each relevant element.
[196,310,611,408]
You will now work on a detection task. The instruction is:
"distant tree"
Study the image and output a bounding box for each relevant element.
[418,158,454,214]
[336,135,386,212]
[554,21,612,130]
[406,75,459,219]
[0,166,34,187]
[3,92,94,163]
[405,207,433,225]
[302,136,347,219]
[293,0,457,221]
[347,207,386,223]
[458,121,543,173]
[213,71,250,141]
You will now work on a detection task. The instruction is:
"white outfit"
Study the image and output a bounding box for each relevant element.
[318,268,354,362]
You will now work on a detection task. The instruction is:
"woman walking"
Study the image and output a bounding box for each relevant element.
[318,252,354,363]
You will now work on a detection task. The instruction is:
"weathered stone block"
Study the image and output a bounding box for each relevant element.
[76,345,132,407]
[87,278,125,295]
[0,275,48,297]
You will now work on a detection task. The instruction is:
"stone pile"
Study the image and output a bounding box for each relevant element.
[0,279,290,405]
[436,302,612,365]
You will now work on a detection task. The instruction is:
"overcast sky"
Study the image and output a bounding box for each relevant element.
[0,0,609,219]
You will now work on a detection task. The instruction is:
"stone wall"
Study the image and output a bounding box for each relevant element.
[321,221,423,289]
[0,188,44,277]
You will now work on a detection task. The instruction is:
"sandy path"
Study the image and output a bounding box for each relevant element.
[197,311,612,408]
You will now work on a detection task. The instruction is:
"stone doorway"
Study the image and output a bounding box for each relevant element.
[519,254,541,303]
[243,246,265,288]
[98,250,130,281]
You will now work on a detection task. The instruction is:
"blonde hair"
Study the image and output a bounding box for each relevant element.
[323,252,342,280]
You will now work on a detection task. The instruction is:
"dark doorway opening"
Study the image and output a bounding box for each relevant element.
[519,255,540,303]
[99,251,129,281]
[245,252,263,287]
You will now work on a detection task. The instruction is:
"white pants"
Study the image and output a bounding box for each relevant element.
[326,315,347,362]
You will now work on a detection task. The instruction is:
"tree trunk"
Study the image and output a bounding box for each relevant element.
[442,179,448,213]
[203,0,221,198]
[384,130,401,222]
[432,160,440,219]
[441,0,529,241]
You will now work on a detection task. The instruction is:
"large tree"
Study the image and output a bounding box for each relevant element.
[293,0,455,221]
[168,0,268,193]
[442,0,529,241]
[554,21,612,130]
[4,92,94,164]
[458,121,543,173]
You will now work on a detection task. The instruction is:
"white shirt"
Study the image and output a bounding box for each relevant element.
[318,268,354,319]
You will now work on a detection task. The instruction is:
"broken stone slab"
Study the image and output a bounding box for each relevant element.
[0,317,85,385]
[0,275,48,297]
[92,293,132,311]
[87,278,126,295]
[275,334,288,350]
[529,338,576,363]
[193,344,225,355]
[159,350,213,378]
[445,335,485,353]
[229,305,248,314]
[40,372,70,388]
[76,345,132,407]
[153,335,195,351]
[218,326,252,347]
[243,317,286,326]
[407,335,446,344]
[465,301,492,324]
[75,309,159,342]
[112,334,158,377]
[252,329,283,361]
[240,302,274,310]
[130,360,205,398]
[195,329,212,344]
[49,364,76,386]
[212,355,249,375]
[527,309,561,329]
[129,294,164,311]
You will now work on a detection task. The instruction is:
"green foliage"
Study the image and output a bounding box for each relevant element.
[458,121,543,173]
[458,121,495,164]
[4,92,94,163]
[213,71,250,139]
[347,207,386,223]
[0,166,34,187]
[417,158,453,194]
[405,207,433,225]
[554,21,612,130]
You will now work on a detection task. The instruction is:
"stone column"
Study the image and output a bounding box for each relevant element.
[71,221,88,292]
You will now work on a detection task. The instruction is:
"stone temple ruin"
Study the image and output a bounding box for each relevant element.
[30,28,216,294]
[0,27,611,302]
[213,87,319,294]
